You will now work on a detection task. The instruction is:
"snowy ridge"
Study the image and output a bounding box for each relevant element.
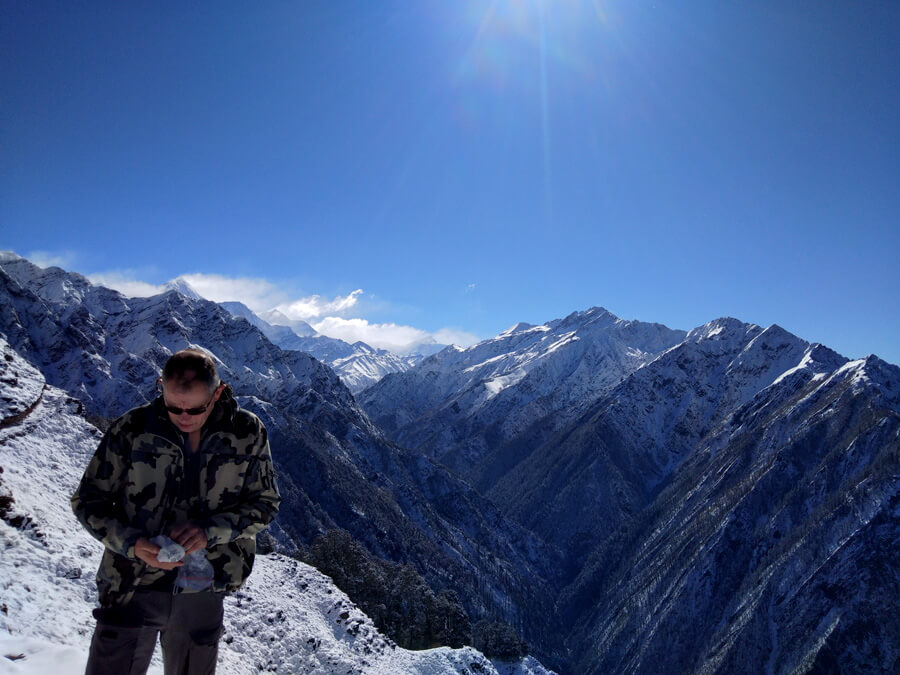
[0,252,100,308]
[362,304,899,673]
[360,307,687,484]
[0,337,555,675]
[331,348,418,394]
[489,318,849,550]
[0,256,367,428]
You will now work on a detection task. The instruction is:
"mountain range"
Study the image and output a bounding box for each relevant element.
[2,251,897,674]
[219,299,420,393]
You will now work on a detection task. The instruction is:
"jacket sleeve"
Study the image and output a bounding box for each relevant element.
[70,426,144,559]
[202,422,281,546]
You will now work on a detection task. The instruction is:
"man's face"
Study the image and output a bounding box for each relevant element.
[162,378,222,435]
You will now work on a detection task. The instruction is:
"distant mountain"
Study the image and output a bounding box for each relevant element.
[331,342,419,393]
[221,301,420,392]
[163,277,204,300]
[360,307,687,490]
[259,308,317,337]
[0,336,555,675]
[260,308,448,359]
[0,252,561,657]
[488,320,837,550]
[220,300,355,358]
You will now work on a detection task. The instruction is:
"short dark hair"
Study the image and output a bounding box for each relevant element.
[162,349,220,393]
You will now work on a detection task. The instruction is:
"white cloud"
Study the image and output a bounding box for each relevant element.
[86,269,481,354]
[432,328,481,347]
[311,317,431,353]
[274,289,363,320]
[311,317,480,354]
[88,272,166,298]
[26,250,79,269]
[87,271,289,311]
[178,274,289,311]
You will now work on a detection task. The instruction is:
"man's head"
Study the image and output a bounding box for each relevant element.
[160,349,225,434]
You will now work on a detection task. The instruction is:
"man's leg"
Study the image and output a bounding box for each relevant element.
[159,591,224,675]
[85,591,170,675]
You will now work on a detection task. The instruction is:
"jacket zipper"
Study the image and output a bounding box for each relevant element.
[172,427,214,596]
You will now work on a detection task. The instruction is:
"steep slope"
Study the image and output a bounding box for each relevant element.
[489,319,848,555]
[561,352,900,674]
[0,337,556,675]
[331,342,419,394]
[0,254,561,653]
[360,308,686,488]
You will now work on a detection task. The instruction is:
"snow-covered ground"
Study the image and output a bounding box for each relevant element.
[0,337,554,674]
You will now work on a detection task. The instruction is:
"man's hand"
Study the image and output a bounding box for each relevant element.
[170,522,209,555]
[134,537,184,570]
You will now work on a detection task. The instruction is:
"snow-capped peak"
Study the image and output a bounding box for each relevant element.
[686,317,757,343]
[163,277,204,301]
[499,322,536,337]
[0,253,116,309]
[351,341,377,354]
[259,309,317,337]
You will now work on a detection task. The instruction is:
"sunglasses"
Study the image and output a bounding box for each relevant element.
[156,378,222,416]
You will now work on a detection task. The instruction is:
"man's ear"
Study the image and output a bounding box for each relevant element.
[213,382,225,401]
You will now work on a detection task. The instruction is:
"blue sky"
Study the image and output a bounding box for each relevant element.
[2,1,898,362]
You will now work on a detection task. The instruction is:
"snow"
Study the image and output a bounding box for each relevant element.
[822,358,869,393]
[771,351,814,386]
[541,332,579,356]
[0,636,154,675]
[0,251,23,263]
[164,278,204,301]
[0,375,113,670]
[483,369,528,399]
[497,323,538,338]
[0,342,45,421]
[258,310,317,337]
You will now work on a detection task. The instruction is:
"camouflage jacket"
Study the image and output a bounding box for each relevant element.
[71,390,280,606]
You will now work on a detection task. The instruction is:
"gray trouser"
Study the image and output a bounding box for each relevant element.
[85,589,225,675]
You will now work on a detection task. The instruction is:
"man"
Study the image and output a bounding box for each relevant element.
[72,349,280,675]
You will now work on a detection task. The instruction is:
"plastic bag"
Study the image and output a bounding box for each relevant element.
[150,535,185,563]
[175,550,215,591]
